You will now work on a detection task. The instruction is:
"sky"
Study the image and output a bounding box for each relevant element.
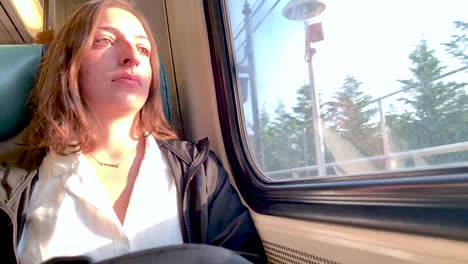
[227,0,468,123]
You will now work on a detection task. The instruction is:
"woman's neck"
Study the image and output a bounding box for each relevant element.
[90,114,141,161]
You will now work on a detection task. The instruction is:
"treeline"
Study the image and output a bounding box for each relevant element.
[249,21,468,176]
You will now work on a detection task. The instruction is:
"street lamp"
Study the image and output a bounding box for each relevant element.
[282,0,327,176]
[282,0,325,21]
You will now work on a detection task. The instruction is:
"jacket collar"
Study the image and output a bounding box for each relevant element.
[156,138,210,165]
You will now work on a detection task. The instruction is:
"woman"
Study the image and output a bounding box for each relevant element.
[2,0,265,263]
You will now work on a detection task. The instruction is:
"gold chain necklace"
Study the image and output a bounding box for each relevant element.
[89,147,137,168]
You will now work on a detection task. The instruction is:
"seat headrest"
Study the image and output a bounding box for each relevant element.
[0,45,173,142]
[0,45,44,141]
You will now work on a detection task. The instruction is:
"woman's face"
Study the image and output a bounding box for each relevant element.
[79,7,152,117]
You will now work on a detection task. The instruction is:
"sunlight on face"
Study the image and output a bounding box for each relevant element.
[79,7,153,118]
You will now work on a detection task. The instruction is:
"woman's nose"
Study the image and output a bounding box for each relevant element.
[119,41,141,67]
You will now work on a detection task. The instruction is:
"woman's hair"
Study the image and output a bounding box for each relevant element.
[26,0,177,155]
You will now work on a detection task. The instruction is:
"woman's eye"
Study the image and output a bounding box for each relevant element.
[94,38,114,46]
[138,47,150,56]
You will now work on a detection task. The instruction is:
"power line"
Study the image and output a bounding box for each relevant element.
[231,0,258,39]
[234,0,269,42]
[235,0,282,52]
[253,0,281,32]
[251,0,262,12]
[322,65,468,122]
[233,20,244,38]
[370,65,468,106]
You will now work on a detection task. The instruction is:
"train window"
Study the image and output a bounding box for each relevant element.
[221,0,468,181]
[204,0,468,240]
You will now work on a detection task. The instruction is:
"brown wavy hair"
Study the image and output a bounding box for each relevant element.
[26,0,177,155]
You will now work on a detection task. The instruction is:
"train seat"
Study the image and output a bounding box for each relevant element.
[0,44,172,167]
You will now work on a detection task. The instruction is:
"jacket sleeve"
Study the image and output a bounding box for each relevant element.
[205,152,267,264]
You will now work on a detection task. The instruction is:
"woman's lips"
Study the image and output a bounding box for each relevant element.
[112,73,142,87]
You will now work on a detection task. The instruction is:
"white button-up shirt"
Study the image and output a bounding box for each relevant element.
[17,136,183,264]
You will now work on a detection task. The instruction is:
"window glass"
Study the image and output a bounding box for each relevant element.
[225,0,468,180]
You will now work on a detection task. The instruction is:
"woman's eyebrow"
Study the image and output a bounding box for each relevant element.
[96,26,149,41]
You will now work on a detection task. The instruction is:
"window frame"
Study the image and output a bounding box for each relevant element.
[203,0,468,241]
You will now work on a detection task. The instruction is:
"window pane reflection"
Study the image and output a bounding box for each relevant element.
[225,0,468,180]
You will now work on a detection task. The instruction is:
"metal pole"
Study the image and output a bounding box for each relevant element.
[243,1,264,169]
[43,0,55,31]
[378,100,391,168]
[303,127,309,177]
[305,40,326,176]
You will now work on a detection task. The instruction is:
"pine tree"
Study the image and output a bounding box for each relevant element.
[258,107,278,172]
[322,76,382,158]
[291,84,317,167]
[271,102,304,170]
[445,21,468,65]
[257,102,305,178]
[389,39,468,164]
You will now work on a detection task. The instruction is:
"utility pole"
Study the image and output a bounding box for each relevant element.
[243,0,264,169]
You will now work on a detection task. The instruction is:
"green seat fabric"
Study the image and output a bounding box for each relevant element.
[0,45,43,141]
[0,45,172,141]
[160,63,172,125]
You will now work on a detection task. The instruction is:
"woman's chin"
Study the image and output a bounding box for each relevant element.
[114,93,148,108]
[90,100,146,118]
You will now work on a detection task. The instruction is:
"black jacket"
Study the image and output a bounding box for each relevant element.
[0,138,266,263]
